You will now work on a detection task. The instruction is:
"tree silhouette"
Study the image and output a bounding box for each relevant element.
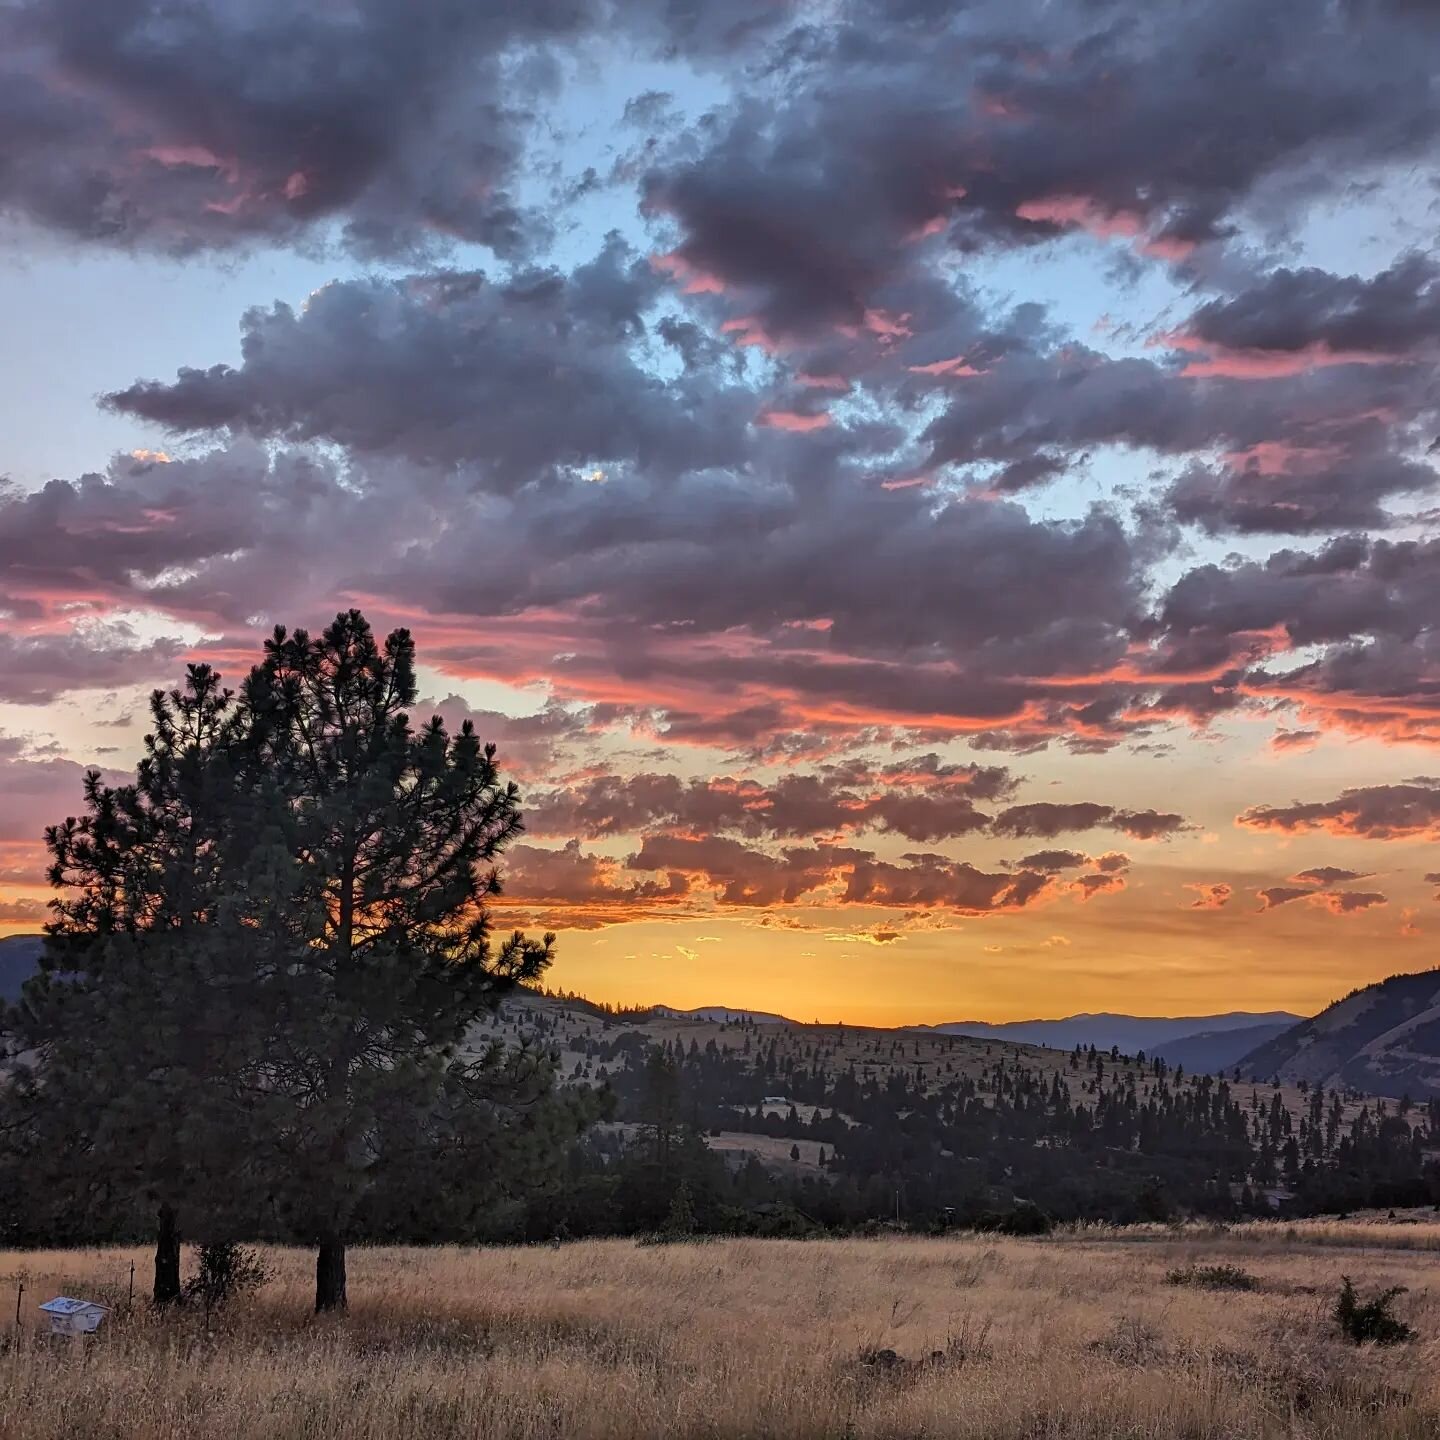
[238,611,553,1309]
[9,664,270,1301]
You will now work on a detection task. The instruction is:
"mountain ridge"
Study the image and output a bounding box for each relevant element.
[909,1011,1306,1055]
[1239,967,1440,1097]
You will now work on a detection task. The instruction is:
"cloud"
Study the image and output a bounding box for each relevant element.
[1014,849,1090,873]
[646,0,1440,343]
[0,897,47,925]
[1314,889,1387,914]
[494,830,1138,927]
[504,838,690,904]
[1073,870,1126,901]
[0,0,789,259]
[1185,882,1232,910]
[1271,729,1320,753]
[1257,886,1314,911]
[0,0,583,258]
[525,757,1014,843]
[991,802,1187,840]
[1178,254,1440,363]
[839,852,1056,915]
[0,442,1162,746]
[1158,536,1440,746]
[0,740,128,845]
[1239,780,1440,840]
[1257,883,1387,915]
[105,240,756,490]
[1289,866,1371,887]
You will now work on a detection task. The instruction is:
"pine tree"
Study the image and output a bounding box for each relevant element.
[238,612,553,1310]
[8,665,271,1303]
[664,1178,696,1237]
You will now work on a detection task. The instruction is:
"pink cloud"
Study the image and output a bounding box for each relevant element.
[908,355,984,378]
[1158,330,1400,378]
[651,251,727,296]
[756,409,831,432]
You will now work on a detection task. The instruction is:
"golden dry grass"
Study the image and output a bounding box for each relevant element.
[1,1223,1438,1438]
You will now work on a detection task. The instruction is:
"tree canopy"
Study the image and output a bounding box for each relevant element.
[5,611,560,1310]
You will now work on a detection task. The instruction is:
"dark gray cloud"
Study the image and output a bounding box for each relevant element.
[1182,254,1440,360]
[646,0,1440,340]
[913,341,1437,533]
[525,758,1014,844]
[0,0,794,258]
[1158,535,1440,743]
[0,0,580,257]
[105,239,756,488]
[0,624,188,705]
[991,803,1188,841]
[0,438,1162,748]
[1257,883,1388,914]
[1290,866,1372,887]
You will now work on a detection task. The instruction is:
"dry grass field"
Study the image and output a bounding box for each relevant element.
[0,1221,1438,1439]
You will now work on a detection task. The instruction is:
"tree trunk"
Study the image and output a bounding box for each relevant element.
[153,1203,181,1306]
[315,1233,347,1312]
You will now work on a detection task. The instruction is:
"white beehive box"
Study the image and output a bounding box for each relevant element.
[39,1297,109,1336]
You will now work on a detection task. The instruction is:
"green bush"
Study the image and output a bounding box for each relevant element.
[183,1241,272,1309]
[1333,1275,1414,1345]
[1165,1263,1259,1291]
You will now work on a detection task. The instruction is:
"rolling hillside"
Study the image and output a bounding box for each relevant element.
[1239,968,1440,1098]
[484,989,1375,1144]
[1151,1021,1297,1075]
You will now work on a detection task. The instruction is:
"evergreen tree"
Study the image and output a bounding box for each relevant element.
[237,612,553,1309]
[7,665,270,1302]
[665,1178,696,1237]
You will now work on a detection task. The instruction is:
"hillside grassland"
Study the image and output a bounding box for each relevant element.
[1,1223,1439,1439]
[487,995,1376,1130]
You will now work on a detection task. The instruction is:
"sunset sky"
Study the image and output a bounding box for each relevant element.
[3,0,1440,1024]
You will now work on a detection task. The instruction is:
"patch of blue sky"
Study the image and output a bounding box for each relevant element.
[0,225,343,486]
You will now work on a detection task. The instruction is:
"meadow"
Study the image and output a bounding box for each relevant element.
[0,1220,1438,1439]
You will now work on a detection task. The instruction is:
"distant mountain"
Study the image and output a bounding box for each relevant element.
[914,1011,1305,1055]
[1238,968,1440,1097]
[1150,1021,1296,1075]
[654,1005,794,1025]
[0,934,44,1003]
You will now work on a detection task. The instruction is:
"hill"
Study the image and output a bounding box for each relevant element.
[914,1010,1304,1054]
[1151,1021,1297,1075]
[654,1005,792,1025]
[1239,968,1440,1098]
[0,935,43,1003]
[475,988,1404,1227]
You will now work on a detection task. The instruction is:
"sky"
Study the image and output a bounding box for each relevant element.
[3,0,1440,1025]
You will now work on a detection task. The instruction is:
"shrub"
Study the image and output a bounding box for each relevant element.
[183,1241,272,1309]
[996,1202,1053,1236]
[968,1202,1052,1237]
[664,1180,696,1237]
[1165,1263,1259,1291]
[1333,1275,1414,1345]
